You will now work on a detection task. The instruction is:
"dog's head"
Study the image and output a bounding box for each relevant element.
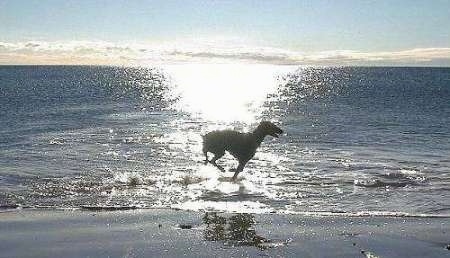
[257,121,283,138]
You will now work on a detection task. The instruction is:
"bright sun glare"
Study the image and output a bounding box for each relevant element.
[163,64,296,123]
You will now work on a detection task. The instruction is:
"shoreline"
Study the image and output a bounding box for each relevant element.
[1,208,449,257]
[3,205,450,218]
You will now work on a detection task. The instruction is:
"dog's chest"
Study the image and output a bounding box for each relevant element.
[225,136,259,160]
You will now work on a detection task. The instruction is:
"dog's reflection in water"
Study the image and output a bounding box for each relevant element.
[203,212,271,249]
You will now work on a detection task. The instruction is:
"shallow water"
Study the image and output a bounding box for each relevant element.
[1,65,449,216]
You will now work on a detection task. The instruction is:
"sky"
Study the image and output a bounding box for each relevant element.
[0,0,449,66]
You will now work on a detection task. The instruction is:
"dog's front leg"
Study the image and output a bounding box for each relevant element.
[210,152,225,172]
[213,163,225,172]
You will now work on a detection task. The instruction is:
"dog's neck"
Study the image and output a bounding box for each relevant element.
[252,127,268,145]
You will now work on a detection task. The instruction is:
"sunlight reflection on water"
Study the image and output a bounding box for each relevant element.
[163,64,297,123]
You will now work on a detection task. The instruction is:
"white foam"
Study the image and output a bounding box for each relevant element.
[172,200,274,214]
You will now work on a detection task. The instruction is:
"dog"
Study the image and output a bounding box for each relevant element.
[202,121,283,181]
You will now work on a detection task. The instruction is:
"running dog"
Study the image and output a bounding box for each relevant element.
[202,121,283,181]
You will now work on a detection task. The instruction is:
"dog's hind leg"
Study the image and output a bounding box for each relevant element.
[210,152,225,172]
[231,160,247,181]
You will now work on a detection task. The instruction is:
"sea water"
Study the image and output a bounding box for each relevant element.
[1,65,449,216]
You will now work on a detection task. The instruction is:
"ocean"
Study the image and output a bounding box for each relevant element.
[1,65,449,216]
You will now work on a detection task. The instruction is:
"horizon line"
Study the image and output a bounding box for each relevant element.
[1,64,450,68]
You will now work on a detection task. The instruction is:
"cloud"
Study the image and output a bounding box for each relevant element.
[0,40,449,66]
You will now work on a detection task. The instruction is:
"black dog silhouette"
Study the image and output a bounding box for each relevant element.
[202,121,283,180]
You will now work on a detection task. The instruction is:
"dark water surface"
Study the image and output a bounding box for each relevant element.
[1,65,449,216]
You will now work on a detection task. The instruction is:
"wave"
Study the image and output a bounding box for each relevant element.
[353,179,413,188]
[0,204,19,210]
[353,171,427,188]
[80,205,139,211]
[283,210,450,218]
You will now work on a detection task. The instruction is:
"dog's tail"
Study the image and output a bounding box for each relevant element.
[202,136,209,164]
[201,132,210,141]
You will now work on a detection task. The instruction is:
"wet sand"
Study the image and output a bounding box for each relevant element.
[0,209,449,258]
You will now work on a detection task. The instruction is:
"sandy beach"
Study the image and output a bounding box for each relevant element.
[0,208,449,258]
